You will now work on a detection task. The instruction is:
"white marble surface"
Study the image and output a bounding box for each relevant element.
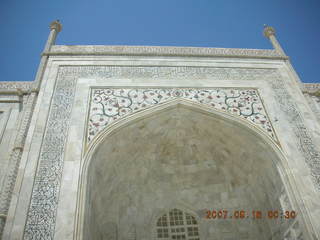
[2,52,320,240]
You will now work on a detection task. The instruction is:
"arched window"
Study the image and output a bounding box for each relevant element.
[156,208,200,240]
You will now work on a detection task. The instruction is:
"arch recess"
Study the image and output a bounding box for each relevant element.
[76,99,312,240]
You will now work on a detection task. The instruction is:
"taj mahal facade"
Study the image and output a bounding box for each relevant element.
[0,21,320,240]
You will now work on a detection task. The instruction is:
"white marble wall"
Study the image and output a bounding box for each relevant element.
[304,94,320,123]
[2,52,320,240]
[0,101,20,195]
[0,91,29,238]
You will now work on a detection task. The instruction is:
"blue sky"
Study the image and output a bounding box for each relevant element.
[1,0,319,83]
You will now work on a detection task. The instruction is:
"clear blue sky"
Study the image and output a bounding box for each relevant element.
[1,0,319,83]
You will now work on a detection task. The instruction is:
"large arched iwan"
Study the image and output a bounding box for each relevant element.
[75,99,312,240]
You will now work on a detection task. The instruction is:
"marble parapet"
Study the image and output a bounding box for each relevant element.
[46,45,288,59]
[303,83,320,93]
[0,82,33,92]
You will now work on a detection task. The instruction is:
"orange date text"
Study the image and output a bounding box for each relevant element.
[205,210,296,220]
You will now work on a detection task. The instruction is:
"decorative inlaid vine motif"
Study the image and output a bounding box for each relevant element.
[88,88,275,143]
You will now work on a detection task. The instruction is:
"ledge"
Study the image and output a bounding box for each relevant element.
[302,83,320,97]
[44,45,289,60]
[0,82,33,91]
[303,83,320,92]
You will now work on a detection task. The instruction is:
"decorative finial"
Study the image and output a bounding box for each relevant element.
[263,25,275,38]
[50,20,62,32]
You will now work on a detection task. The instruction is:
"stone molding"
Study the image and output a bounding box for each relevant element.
[0,82,32,91]
[58,65,282,81]
[23,65,320,239]
[47,45,288,59]
[303,83,320,90]
[303,83,320,96]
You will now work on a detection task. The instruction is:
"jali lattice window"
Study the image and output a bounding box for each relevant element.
[156,208,200,240]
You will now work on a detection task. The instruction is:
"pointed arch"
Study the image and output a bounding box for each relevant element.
[75,99,312,240]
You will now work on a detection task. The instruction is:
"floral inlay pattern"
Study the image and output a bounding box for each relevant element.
[88,88,275,143]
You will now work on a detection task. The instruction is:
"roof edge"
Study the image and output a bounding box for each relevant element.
[0,81,33,91]
[44,45,288,59]
[303,83,320,93]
